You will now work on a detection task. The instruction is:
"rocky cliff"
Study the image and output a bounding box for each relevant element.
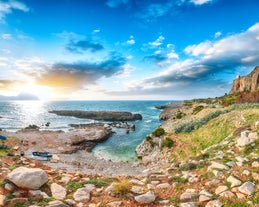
[230,66,259,94]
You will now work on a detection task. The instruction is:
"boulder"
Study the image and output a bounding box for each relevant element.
[6,167,48,190]
[73,187,91,202]
[180,192,199,201]
[51,183,67,200]
[134,192,156,204]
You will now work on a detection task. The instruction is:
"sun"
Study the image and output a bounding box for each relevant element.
[17,83,56,100]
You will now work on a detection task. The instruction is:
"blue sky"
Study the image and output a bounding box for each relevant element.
[0,0,259,100]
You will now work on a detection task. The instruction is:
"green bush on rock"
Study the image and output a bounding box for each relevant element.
[152,127,165,137]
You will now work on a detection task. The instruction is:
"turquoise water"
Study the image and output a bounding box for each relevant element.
[0,100,173,161]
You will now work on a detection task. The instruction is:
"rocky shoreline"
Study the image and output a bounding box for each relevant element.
[0,101,259,206]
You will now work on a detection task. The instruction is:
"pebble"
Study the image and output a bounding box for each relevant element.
[226,175,242,187]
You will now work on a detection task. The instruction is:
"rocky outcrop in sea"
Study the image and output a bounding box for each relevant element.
[49,110,142,121]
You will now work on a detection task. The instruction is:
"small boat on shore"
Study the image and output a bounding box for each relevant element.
[31,151,52,160]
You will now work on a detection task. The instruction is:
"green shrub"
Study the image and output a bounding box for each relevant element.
[83,179,111,188]
[164,137,173,148]
[145,135,152,142]
[174,109,230,134]
[175,110,185,119]
[113,180,130,197]
[152,128,165,137]
[192,105,204,115]
[67,182,84,191]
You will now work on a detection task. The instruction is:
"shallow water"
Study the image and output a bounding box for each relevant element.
[0,100,174,161]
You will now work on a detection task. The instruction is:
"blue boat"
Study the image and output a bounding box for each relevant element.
[31,151,52,160]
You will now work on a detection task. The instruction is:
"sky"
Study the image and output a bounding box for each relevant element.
[0,0,259,100]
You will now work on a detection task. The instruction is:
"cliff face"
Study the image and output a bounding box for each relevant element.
[230,66,259,94]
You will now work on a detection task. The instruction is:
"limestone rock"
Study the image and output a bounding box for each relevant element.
[199,195,211,202]
[156,183,170,189]
[180,202,198,207]
[219,190,235,198]
[205,200,222,207]
[46,200,69,207]
[0,194,6,206]
[73,187,91,202]
[226,175,242,187]
[208,162,229,171]
[107,201,122,207]
[215,186,228,195]
[238,181,255,195]
[51,183,67,200]
[180,192,199,201]
[134,192,156,204]
[230,66,259,94]
[6,167,48,190]
[131,186,145,194]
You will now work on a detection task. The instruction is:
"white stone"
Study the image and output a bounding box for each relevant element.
[226,175,242,187]
[46,200,69,207]
[29,190,49,199]
[0,194,6,206]
[130,179,144,186]
[205,179,220,187]
[4,182,15,191]
[199,189,213,197]
[180,192,199,201]
[199,195,211,202]
[215,185,228,195]
[242,170,250,176]
[134,192,156,204]
[205,200,222,207]
[51,183,67,200]
[180,202,197,207]
[208,162,229,171]
[252,161,259,168]
[226,161,235,167]
[6,167,48,190]
[73,187,91,202]
[236,192,246,199]
[156,183,170,189]
[61,175,72,184]
[238,182,255,195]
[248,132,258,139]
[107,201,122,207]
[65,199,76,206]
[219,190,235,198]
[131,186,145,194]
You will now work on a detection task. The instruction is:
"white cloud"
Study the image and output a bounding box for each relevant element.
[167,50,179,59]
[1,33,12,39]
[190,0,213,5]
[93,29,100,33]
[148,35,165,47]
[115,64,135,78]
[126,35,135,45]
[214,31,222,38]
[0,0,29,22]
[184,40,212,56]
[118,22,259,99]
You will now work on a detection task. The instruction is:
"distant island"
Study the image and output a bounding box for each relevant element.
[0,93,39,101]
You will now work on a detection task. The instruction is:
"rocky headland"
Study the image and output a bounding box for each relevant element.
[49,110,142,121]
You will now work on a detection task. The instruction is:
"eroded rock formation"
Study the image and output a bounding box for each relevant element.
[230,66,259,94]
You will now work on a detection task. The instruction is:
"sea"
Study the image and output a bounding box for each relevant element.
[0,100,174,161]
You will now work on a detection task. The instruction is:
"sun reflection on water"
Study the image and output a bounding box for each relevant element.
[13,101,47,127]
